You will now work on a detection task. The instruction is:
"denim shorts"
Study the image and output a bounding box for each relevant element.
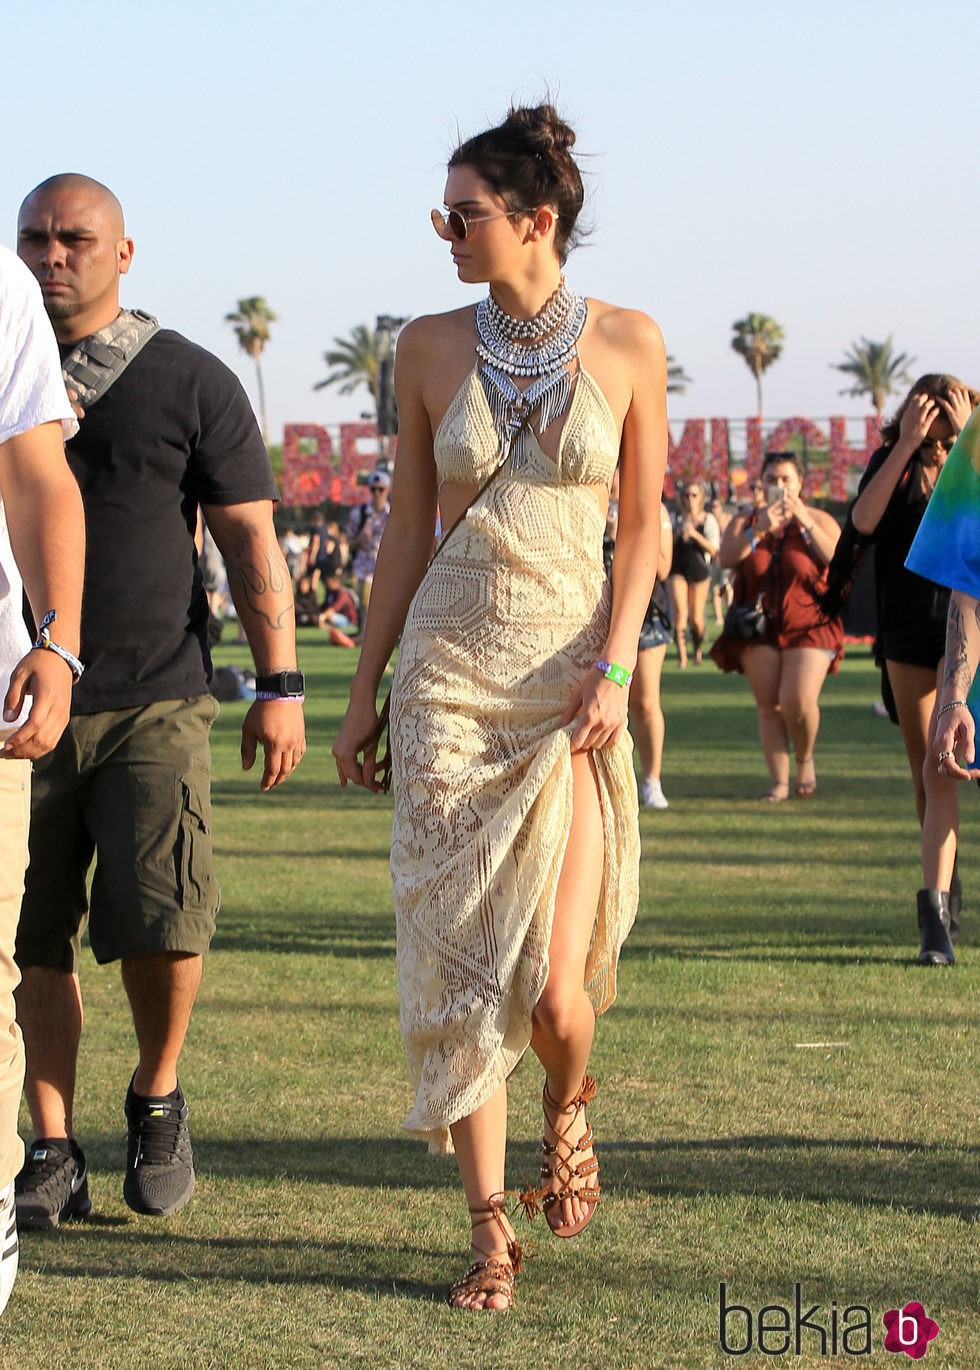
[639,616,672,651]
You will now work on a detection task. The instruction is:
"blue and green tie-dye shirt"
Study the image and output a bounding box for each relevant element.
[906,408,980,730]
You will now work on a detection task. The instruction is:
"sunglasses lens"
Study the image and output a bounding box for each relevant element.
[430,209,467,241]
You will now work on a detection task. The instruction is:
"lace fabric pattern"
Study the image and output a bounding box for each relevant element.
[390,375,639,1155]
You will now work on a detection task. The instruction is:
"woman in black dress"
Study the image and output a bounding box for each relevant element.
[850,373,978,962]
[666,479,719,666]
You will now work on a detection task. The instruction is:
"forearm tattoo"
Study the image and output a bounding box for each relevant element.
[944,596,974,695]
[225,526,292,631]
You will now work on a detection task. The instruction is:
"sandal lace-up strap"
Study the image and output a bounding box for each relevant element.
[447,1194,525,1310]
[540,1074,602,1235]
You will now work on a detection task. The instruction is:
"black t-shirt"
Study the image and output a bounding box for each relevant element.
[62,328,278,712]
[857,445,949,635]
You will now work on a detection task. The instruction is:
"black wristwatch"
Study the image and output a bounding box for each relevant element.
[254,670,305,700]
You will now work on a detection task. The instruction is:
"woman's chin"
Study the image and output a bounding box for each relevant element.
[453,260,486,285]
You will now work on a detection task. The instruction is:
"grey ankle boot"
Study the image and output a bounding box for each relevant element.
[917,889,955,965]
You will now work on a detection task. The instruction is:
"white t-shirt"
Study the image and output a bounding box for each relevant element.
[0,245,77,723]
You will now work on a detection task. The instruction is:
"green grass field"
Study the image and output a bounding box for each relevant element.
[5,631,977,1369]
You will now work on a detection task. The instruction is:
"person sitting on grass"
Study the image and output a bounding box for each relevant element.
[322,572,359,639]
[294,572,357,647]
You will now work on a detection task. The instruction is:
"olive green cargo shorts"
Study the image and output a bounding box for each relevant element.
[15,696,220,971]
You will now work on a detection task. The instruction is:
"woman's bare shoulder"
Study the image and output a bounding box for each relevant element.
[586,298,666,357]
[397,306,475,355]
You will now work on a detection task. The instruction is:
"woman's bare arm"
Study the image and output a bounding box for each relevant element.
[332,320,439,788]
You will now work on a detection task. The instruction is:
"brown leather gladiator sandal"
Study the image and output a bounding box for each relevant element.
[446,1194,524,1311]
[540,1073,601,1237]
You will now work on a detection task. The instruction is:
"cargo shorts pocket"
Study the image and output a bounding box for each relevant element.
[174,763,214,910]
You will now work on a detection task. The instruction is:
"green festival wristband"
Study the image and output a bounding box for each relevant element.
[594,658,633,687]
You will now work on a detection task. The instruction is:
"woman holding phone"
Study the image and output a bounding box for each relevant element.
[711,451,843,800]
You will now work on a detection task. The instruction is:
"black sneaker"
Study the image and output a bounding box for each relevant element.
[123,1078,195,1216]
[14,1138,92,1229]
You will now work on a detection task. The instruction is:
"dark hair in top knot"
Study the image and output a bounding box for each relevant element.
[449,103,586,264]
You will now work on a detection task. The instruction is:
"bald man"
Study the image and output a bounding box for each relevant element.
[14,175,305,1226]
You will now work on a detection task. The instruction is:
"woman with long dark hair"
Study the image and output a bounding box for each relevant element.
[849,374,977,962]
[332,104,667,1309]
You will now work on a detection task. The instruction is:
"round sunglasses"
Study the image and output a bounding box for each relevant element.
[430,205,532,242]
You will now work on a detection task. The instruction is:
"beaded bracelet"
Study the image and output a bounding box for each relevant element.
[937,699,969,719]
[255,691,305,703]
[593,659,633,687]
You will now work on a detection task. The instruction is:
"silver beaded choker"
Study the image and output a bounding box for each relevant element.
[476,278,588,471]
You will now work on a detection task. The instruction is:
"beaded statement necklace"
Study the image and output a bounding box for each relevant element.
[476,278,588,470]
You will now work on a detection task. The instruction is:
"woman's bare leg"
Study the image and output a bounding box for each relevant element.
[886,659,937,827]
[777,647,833,789]
[448,1086,517,1310]
[920,659,959,889]
[629,645,667,782]
[688,580,710,663]
[741,645,790,797]
[667,575,689,667]
[531,749,603,1230]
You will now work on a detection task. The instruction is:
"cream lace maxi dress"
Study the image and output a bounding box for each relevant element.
[389,363,640,1155]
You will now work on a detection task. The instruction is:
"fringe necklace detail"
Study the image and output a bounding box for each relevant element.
[476,278,588,471]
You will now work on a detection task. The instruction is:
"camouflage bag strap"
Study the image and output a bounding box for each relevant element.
[61,308,160,409]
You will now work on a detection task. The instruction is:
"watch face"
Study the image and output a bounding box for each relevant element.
[282,671,305,695]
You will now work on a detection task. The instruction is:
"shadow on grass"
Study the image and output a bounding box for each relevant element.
[17,1227,446,1298]
[72,1134,978,1222]
[211,907,394,957]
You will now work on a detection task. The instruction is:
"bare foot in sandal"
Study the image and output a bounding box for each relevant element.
[795,758,817,797]
[540,1075,601,1237]
[760,782,789,803]
[447,1196,523,1311]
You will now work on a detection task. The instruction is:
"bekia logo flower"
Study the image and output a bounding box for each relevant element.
[883,1302,940,1359]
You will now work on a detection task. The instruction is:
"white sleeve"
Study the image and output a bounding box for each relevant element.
[0,247,78,445]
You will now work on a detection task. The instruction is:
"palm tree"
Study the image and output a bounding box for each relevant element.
[667,355,692,395]
[314,324,380,417]
[832,336,915,421]
[226,297,276,443]
[731,313,785,418]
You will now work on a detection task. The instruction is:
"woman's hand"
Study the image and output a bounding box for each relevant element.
[332,695,386,792]
[783,489,810,527]
[898,391,940,448]
[761,493,793,535]
[561,667,630,753]
[937,384,975,437]
[932,702,978,781]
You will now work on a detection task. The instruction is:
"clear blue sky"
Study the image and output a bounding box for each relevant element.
[6,0,978,440]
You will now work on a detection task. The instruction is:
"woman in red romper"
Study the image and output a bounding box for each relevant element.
[711,451,843,800]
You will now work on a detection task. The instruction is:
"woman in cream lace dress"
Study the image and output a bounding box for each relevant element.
[333,103,667,1310]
